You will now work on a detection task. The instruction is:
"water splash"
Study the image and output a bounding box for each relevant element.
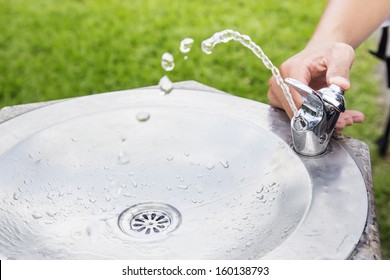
[201,29,298,116]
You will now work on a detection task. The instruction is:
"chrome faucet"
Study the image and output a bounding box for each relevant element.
[284,78,346,156]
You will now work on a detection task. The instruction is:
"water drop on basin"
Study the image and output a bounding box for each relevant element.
[206,163,215,170]
[256,186,264,194]
[32,213,43,219]
[166,155,174,161]
[118,151,130,165]
[219,160,229,168]
[46,211,57,218]
[161,52,175,71]
[13,192,20,200]
[136,111,150,122]
[180,38,194,53]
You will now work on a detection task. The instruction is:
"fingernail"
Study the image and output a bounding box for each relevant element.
[329,77,350,90]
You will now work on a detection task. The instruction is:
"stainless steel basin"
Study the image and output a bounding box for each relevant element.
[0,82,368,259]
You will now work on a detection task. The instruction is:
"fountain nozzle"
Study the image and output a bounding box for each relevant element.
[285,78,346,156]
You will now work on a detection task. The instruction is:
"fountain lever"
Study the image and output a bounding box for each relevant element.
[284,78,346,156]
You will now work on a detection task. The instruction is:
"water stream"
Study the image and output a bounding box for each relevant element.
[201,29,298,116]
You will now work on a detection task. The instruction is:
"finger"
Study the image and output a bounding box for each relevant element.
[268,76,301,119]
[344,116,354,126]
[335,118,347,131]
[348,109,365,123]
[326,43,355,90]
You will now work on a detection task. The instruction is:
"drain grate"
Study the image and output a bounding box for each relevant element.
[118,203,181,239]
[130,210,171,235]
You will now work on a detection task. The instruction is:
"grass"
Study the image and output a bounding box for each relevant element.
[1,0,389,258]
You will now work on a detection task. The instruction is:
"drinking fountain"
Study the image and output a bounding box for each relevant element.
[0,81,381,259]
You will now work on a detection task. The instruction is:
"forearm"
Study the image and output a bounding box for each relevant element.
[308,0,390,49]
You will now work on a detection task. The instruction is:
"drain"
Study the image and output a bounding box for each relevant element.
[118,203,181,239]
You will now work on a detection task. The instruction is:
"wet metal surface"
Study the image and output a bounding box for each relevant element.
[0,83,367,259]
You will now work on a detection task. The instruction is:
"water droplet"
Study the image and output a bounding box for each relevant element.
[159,75,173,94]
[131,179,138,188]
[72,230,83,240]
[32,213,43,219]
[206,163,215,170]
[166,155,174,161]
[219,160,229,168]
[179,38,194,53]
[118,150,130,165]
[13,192,20,200]
[177,185,189,190]
[167,186,172,191]
[257,194,264,200]
[161,52,174,71]
[46,211,57,218]
[256,186,264,194]
[136,111,150,122]
[184,151,190,157]
[89,198,96,203]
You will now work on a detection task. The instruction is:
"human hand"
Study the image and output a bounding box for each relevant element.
[268,42,364,130]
